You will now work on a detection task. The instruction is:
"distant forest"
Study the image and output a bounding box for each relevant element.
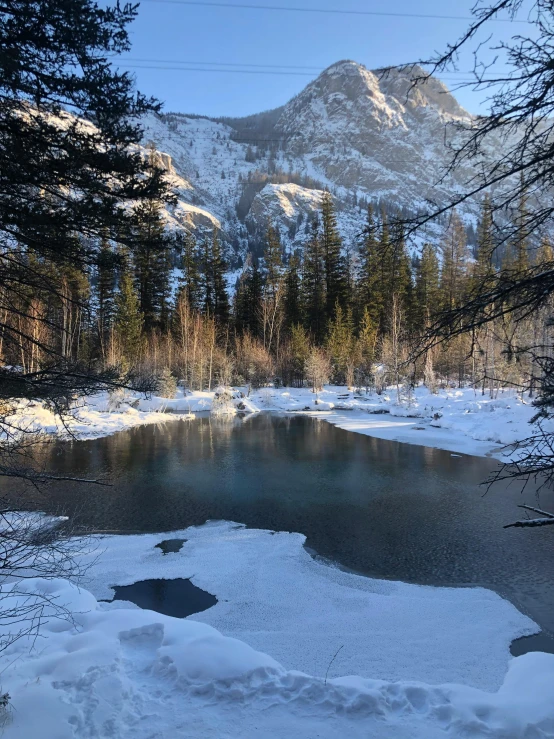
[3,149,545,399]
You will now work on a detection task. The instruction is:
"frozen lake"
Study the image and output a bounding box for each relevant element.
[5,413,554,639]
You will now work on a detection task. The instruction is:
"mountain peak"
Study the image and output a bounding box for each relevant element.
[309,60,468,120]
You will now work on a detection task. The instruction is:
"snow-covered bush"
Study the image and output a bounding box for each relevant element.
[107,387,126,412]
[260,388,273,407]
[156,368,177,399]
[211,386,236,416]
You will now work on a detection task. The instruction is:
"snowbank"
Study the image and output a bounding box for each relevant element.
[1,568,552,738]
[0,394,181,441]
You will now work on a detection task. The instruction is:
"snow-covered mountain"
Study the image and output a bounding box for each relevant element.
[143,60,484,265]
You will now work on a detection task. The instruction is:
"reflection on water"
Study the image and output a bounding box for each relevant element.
[3,413,554,636]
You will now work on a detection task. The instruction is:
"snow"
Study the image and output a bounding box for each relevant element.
[2,385,542,461]
[0,394,182,442]
[81,521,537,691]
[1,522,552,738]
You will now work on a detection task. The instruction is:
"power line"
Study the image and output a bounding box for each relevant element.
[121,64,320,76]
[118,57,323,71]
[140,0,527,23]
[117,56,512,77]
[118,63,509,83]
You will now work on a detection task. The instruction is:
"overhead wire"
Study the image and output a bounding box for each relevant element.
[140,0,528,23]
[116,61,512,83]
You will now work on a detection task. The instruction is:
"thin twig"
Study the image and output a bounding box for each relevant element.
[324,645,344,686]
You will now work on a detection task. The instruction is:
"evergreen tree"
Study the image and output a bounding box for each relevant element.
[301,218,326,342]
[504,177,530,272]
[514,182,530,273]
[320,192,348,321]
[376,209,392,335]
[357,204,382,326]
[234,254,262,336]
[114,269,143,366]
[176,231,201,310]
[0,0,170,411]
[440,210,469,310]
[283,254,302,330]
[264,221,284,299]
[202,229,230,324]
[211,230,230,324]
[95,235,117,360]
[131,190,173,331]
[414,243,440,327]
[474,194,496,285]
[326,303,354,384]
[288,323,311,386]
[357,306,377,374]
[389,222,413,330]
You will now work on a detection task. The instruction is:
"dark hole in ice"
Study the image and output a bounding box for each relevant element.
[110,578,217,618]
[155,538,186,555]
[510,632,554,657]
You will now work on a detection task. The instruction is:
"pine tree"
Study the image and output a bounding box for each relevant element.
[504,177,530,273]
[0,0,170,410]
[114,269,143,367]
[326,303,354,384]
[414,243,440,327]
[289,323,311,386]
[176,231,201,310]
[264,221,283,299]
[474,194,496,285]
[211,230,230,324]
[234,254,262,336]
[357,204,382,326]
[357,307,377,376]
[376,209,392,335]
[283,254,302,330]
[389,222,413,331]
[320,192,347,322]
[95,234,117,362]
[301,217,326,342]
[202,229,230,324]
[440,210,469,310]
[131,189,173,331]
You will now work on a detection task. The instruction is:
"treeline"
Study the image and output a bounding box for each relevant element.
[2,184,550,398]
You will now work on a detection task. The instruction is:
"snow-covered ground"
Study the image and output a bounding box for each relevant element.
[0,391,212,442]
[2,521,553,739]
[2,385,543,460]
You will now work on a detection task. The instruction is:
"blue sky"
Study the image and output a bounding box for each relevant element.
[118,0,529,117]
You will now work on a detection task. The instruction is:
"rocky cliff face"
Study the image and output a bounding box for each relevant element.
[141,60,486,264]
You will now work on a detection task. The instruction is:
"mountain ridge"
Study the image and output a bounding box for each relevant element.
[143,60,484,265]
